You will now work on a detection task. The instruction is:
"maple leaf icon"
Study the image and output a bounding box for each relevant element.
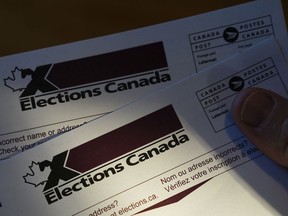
[4,67,32,92]
[23,161,51,188]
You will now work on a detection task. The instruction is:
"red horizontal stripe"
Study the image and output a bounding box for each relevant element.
[47,42,167,88]
[66,105,182,173]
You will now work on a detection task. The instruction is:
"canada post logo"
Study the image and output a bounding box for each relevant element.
[22,105,189,205]
[4,42,169,111]
[223,27,239,43]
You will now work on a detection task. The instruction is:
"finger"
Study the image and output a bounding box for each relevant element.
[232,87,288,167]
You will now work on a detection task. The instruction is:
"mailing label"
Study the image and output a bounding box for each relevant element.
[196,57,288,132]
[190,16,276,72]
[0,0,287,159]
[0,39,288,216]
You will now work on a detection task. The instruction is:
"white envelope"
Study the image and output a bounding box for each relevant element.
[0,38,288,215]
[0,0,287,159]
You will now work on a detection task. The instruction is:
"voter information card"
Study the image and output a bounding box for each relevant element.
[1,38,288,215]
[0,0,287,159]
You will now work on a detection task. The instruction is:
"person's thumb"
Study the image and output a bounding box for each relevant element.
[232,87,288,167]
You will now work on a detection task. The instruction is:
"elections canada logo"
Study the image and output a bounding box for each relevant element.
[4,67,34,94]
[3,42,169,111]
[23,161,52,188]
[23,151,79,190]
[23,150,82,205]
[4,65,57,97]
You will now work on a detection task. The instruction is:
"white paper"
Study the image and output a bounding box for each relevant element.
[0,0,287,159]
[0,38,288,215]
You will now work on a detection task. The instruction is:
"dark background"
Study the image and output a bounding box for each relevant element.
[0,0,287,57]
